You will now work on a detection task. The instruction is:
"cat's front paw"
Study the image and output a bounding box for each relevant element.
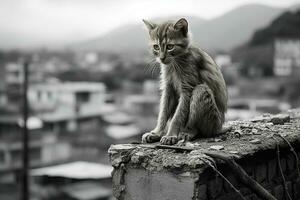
[160,135,178,145]
[142,132,161,143]
[178,131,197,141]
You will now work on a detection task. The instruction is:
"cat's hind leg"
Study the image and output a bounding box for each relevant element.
[186,84,222,138]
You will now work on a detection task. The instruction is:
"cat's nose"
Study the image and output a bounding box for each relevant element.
[160,55,166,62]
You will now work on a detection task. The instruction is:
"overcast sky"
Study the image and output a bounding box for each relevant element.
[0,0,299,49]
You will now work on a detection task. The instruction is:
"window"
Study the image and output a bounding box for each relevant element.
[36,90,42,101]
[30,147,41,161]
[47,91,53,101]
[0,150,5,163]
[11,149,22,166]
[76,92,90,104]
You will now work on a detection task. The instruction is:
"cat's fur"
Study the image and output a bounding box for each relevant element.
[142,18,228,145]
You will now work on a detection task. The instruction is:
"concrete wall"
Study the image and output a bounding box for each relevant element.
[123,168,195,200]
[109,110,300,200]
[193,151,300,200]
[111,150,300,200]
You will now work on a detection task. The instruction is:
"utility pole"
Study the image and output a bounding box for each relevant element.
[21,60,29,200]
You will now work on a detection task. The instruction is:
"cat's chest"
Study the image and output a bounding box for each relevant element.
[161,66,185,93]
[167,72,182,94]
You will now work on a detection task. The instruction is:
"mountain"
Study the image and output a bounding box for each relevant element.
[249,9,300,46]
[192,4,283,51]
[73,16,205,52]
[74,4,284,52]
[232,8,300,77]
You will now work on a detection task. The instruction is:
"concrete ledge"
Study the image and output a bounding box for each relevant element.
[109,110,300,200]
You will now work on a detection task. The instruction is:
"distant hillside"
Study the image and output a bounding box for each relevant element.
[74,4,284,52]
[249,9,300,46]
[232,8,300,77]
[73,16,205,53]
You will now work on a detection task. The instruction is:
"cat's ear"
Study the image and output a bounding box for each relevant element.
[174,18,188,36]
[142,19,157,30]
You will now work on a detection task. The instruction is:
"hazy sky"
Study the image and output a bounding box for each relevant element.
[0,0,299,49]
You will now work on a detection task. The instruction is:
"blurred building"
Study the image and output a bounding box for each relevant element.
[28,82,106,112]
[0,81,115,188]
[0,116,72,185]
[5,62,44,86]
[28,82,114,135]
[227,97,290,121]
[0,86,7,106]
[274,39,300,76]
[122,94,158,116]
[4,60,51,106]
[143,80,159,96]
[214,54,232,68]
[30,161,112,200]
[103,111,141,143]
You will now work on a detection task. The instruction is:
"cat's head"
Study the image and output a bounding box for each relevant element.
[143,18,190,65]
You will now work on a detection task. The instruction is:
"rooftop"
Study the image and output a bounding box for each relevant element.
[38,103,116,122]
[102,111,134,124]
[62,182,111,200]
[0,104,117,123]
[106,124,140,139]
[31,161,113,179]
[30,82,106,93]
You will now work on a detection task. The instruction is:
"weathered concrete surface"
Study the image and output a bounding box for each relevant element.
[108,109,300,200]
[124,169,195,200]
[109,112,300,171]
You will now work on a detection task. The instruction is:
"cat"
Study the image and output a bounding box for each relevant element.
[142,18,228,145]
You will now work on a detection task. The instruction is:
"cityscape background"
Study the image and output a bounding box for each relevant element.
[0,0,300,199]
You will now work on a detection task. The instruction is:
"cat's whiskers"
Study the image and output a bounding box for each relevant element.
[145,57,160,76]
[170,58,182,73]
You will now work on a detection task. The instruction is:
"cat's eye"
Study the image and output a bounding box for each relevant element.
[166,44,175,50]
[153,44,160,51]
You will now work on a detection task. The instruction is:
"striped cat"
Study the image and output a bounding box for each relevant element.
[142,18,228,145]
